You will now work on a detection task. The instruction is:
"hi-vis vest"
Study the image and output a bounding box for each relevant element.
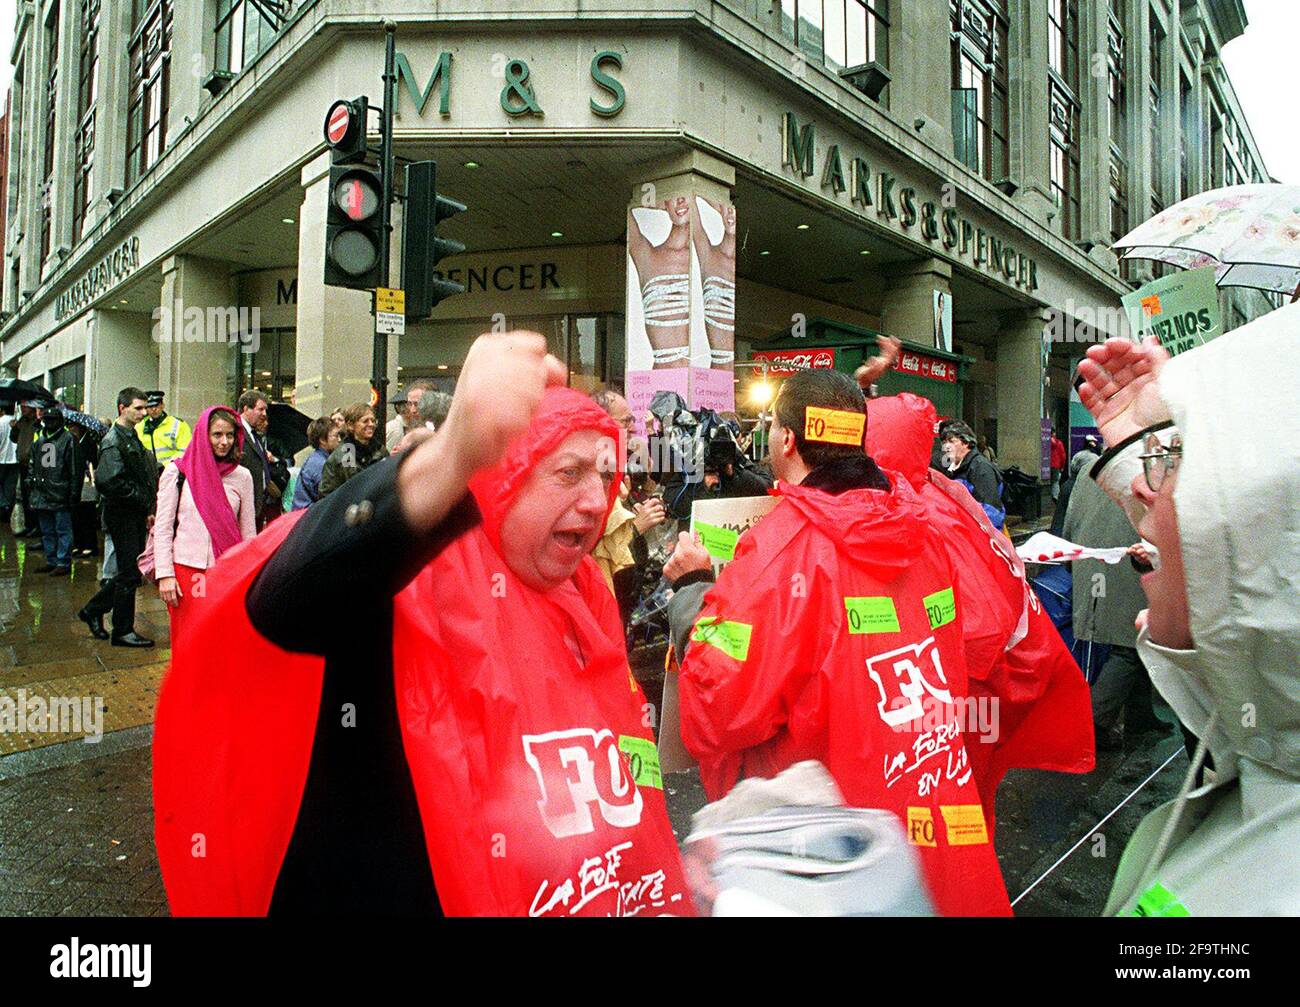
[138,414,192,468]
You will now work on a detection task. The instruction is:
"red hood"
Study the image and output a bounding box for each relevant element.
[775,473,927,580]
[468,386,622,554]
[865,393,937,490]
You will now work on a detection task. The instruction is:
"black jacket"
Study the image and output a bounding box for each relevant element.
[949,448,1002,510]
[318,435,385,498]
[238,422,269,513]
[27,425,81,511]
[245,455,479,913]
[94,423,157,516]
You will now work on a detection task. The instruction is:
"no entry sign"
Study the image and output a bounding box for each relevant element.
[324,99,358,149]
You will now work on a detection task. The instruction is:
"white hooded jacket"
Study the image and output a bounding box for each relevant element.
[1093,303,1300,916]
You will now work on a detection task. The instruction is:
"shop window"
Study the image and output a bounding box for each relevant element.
[231,326,295,404]
[50,357,86,411]
[950,1,1008,182]
[40,3,60,266]
[125,0,173,187]
[72,0,100,245]
[215,0,284,76]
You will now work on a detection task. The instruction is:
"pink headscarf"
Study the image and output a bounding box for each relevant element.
[175,406,246,559]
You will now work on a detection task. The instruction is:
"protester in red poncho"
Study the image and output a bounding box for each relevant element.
[665,370,1011,916]
[865,393,1094,820]
[154,332,691,916]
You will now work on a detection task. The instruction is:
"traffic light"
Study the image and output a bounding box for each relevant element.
[325,163,384,288]
[323,97,383,289]
[402,160,467,320]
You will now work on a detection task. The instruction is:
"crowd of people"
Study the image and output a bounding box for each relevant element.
[5,312,1294,917]
[1,380,455,649]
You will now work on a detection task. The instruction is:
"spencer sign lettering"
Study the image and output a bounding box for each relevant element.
[780,112,1039,293]
[54,237,142,322]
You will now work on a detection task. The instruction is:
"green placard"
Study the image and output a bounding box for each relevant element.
[924,587,957,630]
[844,596,900,634]
[695,521,740,562]
[618,735,663,790]
[691,617,753,661]
[1121,265,1223,357]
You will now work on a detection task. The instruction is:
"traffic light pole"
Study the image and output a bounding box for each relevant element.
[372,20,398,423]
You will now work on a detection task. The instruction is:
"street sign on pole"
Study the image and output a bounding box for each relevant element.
[375,287,405,335]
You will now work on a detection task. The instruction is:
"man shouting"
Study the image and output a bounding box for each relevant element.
[154,332,690,917]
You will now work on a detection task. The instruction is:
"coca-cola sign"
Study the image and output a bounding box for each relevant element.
[751,348,836,376]
[895,350,957,383]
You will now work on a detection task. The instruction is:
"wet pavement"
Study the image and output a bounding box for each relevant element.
[0,525,1187,917]
[0,530,170,916]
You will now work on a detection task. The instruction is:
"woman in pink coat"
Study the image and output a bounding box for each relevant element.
[154,405,257,642]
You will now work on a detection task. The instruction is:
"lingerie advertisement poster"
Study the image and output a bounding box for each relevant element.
[625,194,737,420]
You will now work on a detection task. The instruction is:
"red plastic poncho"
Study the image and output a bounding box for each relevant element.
[154,387,692,917]
[866,394,1094,816]
[676,470,1013,916]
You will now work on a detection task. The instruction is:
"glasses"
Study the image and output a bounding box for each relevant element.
[1137,431,1182,493]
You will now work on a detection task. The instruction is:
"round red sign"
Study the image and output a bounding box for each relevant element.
[326,102,352,146]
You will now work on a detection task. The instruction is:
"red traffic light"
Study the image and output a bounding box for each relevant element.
[332,171,380,222]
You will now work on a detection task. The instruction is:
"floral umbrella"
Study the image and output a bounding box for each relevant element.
[1114,183,1300,295]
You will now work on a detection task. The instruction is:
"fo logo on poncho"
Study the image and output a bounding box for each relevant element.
[523,728,645,838]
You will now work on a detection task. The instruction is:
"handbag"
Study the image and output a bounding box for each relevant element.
[138,471,185,584]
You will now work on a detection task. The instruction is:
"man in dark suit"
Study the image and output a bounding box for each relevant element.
[236,387,271,527]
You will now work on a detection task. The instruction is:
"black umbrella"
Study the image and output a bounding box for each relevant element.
[266,402,311,457]
[0,378,56,405]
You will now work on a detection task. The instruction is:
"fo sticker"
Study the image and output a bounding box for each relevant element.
[804,406,866,445]
[939,804,989,846]
[906,807,937,847]
[618,735,663,790]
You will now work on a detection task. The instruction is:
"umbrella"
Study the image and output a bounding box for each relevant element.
[1114,183,1300,295]
[0,378,56,405]
[267,402,311,457]
[58,406,109,438]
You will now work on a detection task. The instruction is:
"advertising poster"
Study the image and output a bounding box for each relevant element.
[626,194,736,421]
[1120,265,1223,357]
[933,289,953,353]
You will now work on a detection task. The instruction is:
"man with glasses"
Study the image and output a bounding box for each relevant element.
[1076,323,1298,917]
[1063,440,1169,751]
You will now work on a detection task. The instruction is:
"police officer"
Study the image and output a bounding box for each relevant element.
[137,390,192,472]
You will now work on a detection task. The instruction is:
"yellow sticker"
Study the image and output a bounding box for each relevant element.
[939,804,990,846]
[804,406,866,446]
[906,807,937,847]
[1140,294,1162,316]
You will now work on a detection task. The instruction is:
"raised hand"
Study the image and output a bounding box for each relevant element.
[1076,336,1172,448]
[440,331,565,480]
[855,335,903,390]
[398,331,564,533]
[664,530,714,580]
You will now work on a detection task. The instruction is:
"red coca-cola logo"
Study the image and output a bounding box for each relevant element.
[753,348,835,375]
